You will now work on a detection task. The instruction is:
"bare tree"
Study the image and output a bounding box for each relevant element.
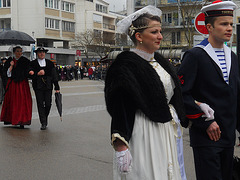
[177,0,209,48]
[74,30,95,59]
[74,29,112,59]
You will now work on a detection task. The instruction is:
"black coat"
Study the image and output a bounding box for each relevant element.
[178,46,240,147]
[29,59,60,91]
[105,51,186,143]
[4,56,30,82]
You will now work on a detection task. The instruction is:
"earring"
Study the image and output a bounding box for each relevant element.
[140,41,143,44]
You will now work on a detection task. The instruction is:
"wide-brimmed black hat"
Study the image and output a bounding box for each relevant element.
[34,47,49,53]
[1,57,7,62]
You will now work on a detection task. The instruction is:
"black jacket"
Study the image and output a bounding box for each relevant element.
[29,59,60,91]
[4,56,30,82]
[105,51,186,142]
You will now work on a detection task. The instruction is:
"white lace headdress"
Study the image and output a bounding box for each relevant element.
[117,5,162,35]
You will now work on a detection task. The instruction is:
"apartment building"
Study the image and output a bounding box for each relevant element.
[0,0,119,65]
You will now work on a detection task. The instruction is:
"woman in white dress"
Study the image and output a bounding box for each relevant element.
[104,5,202,180]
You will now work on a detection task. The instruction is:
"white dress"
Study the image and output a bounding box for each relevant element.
[113,49,186,180]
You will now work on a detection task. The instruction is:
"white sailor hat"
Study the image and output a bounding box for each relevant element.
[201,0,237,17]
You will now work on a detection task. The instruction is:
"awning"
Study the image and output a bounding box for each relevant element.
[82,58,100,62]
[107,51,122,60]
[157,49,182,59]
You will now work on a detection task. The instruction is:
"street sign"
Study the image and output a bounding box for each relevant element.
[194,13,208,35]
[50,53,54,59]
[193,35,205,47]
[76,50,81,56]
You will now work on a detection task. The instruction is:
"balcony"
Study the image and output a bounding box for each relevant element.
[103,39,115,45]
[103,23,115,31]
[162,19,194,28]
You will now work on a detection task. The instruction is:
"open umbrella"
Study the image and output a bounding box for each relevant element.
[55,92,62,121]
[0,30,35,46]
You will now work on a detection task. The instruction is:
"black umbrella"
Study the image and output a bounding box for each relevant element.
[55,92,62,121]
[0,30,35,46]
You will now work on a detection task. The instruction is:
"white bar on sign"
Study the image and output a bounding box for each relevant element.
[198,21,205,25]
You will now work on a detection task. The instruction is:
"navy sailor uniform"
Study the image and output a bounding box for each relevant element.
[178,38,240,148]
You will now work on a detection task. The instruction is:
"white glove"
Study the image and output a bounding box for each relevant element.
[199,103,214,121]
[115,149,132,173]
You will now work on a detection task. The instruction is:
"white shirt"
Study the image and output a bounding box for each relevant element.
[213,48,228,84]
[38,58,46,67]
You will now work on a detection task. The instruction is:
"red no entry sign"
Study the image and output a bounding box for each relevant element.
[194,13,208,35]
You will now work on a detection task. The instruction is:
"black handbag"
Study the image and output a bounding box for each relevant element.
[233,155,240,180]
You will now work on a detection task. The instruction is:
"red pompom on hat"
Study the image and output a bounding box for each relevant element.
[212,0,222,4]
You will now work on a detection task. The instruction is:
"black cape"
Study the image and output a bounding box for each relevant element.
[105,51,186,142]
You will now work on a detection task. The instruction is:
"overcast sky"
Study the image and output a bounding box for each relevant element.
[104,0,126,12]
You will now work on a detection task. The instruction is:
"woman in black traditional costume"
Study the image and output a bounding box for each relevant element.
[104,5,190,180]
[0,46,32,128]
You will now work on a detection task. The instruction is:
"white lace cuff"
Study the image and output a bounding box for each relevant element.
[111,133,129,149]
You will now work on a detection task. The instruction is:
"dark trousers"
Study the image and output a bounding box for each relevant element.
[74,72,78,80]
[193,146,234,180]
[34,89,52,126]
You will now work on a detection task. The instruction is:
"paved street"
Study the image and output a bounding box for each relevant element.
[0,79,240,180]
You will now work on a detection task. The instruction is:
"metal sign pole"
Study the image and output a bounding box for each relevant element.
[237,24,240,67]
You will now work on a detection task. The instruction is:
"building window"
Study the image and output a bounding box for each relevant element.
[54,0,59,9]
[96,4,108,13]
[135,0,155,6]
[70,3,74,12]
[86,0,93,2]
[162,13,173,25]
[172,32,181,44]
[177,32,180,44]
[45,0,59,9]
[93,14,102,23]
[62,21,75,32]
[0,0,10,8]
[168,13,172,24]
[0,19,10,30]
[45,18,60,30]
[55,20,59,29]
[62,1,75,12]
[94,29,102,37]
[172,32,175,44]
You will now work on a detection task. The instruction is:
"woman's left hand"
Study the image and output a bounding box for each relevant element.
[10,60,14,66]
[29,71,34,75]
[115,149,132,174]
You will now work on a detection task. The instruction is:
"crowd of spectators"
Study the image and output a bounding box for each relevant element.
[55,64,107,81]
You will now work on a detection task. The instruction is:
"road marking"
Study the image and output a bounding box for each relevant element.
[62,92,104,96]
[32,91,104,98]
[32,104,106,119]
[61,85,104,89]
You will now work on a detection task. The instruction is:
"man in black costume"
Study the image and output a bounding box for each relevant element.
[29,47,60,130]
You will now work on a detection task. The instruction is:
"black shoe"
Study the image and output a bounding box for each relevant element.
[40,125,47,130]
[20,125,24,129]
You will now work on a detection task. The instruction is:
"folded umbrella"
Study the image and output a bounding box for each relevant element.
[55,92,62,121]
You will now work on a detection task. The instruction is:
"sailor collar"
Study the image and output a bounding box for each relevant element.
[195,38,231,80]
